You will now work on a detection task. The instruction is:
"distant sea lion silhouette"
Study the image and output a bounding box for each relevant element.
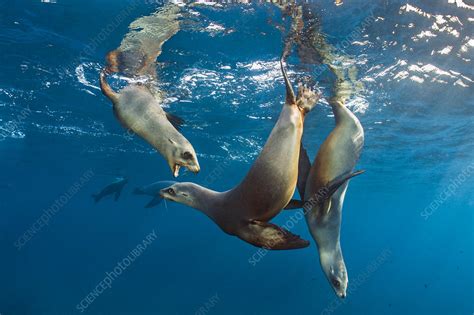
[100,71,200,177]
[287,98,364,298]
[92,177,129,203]
[134,180,177,208]
[160,58,319,250]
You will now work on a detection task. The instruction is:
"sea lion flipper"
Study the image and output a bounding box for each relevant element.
[296,84,320,114]
[280,58,296,105]
[322,170,365,204]
[166,113,185,131]
[239,220,310,250]
[114,190,122,201]
[297,144,311,199]
[284,199,304,210]
[99,69,119,103]
[145,196,163,208]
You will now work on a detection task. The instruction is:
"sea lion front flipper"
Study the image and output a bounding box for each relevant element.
[321,170,365,204]
[239,220,310,250]
[165,113,185,131]
[145,196,163,208]
[297,144,311,199]
[284,199,304,210]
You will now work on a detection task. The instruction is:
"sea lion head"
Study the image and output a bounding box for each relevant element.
[165,138,200,177]
[159,182,200,208]
[320,249,348,299]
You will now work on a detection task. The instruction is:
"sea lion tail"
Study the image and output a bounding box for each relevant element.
[280,58,296,105]
[99,68,119,103]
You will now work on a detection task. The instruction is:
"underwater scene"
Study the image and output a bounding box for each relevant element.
[1,0,473,314]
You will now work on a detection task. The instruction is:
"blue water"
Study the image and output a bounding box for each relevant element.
[1,1,473,314]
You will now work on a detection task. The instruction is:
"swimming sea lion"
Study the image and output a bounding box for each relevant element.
[92,177,129,203]
[100,70,200,177]
[288,98,364,297]
[134,180,177,208]
[159,58,319,250]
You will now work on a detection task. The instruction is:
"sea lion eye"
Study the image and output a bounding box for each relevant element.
[332,278,341,288]
[182,151,193,160]
[167,188,175,196]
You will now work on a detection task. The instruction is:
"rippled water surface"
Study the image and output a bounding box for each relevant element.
[1,1,473,314]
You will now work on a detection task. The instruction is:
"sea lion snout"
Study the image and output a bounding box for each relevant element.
[159,182,197,208]
[168,160,200,178]
[167,144,200,177]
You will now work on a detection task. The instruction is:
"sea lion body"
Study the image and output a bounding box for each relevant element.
[305,102,364,198]
[92,177,128,203]
[222,103,303,225]
[100,4,198,177]
[160,60,319,249]
[299,100,364,298]
[194,100,303,235]
[100,72,200,177]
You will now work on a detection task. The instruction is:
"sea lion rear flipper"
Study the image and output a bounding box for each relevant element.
[99,69,119,103]
[145,196,163,208]
[166,113,185,131]
[284,199,304,210]
[297,144,311,199]
[239,220,310,250]
[322,170,365,204]
[280,58,296,105]
[114,190,122,201]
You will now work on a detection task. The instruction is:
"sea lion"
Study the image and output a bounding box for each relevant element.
[92,177,129,203]
[159,58,320,250]
[134,180,177,208]
[288,98,364,298]
[100,70,200,177]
